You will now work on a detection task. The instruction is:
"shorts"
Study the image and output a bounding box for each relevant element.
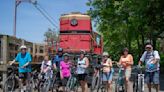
[77,74,87,81]
[55,72,62,85]
[19,72,30,79]
[102,72,113,82]
[125,69,131,78]
[61,77,69,86]
[145,71,159,84]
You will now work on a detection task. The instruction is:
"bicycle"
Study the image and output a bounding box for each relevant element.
[115,65,126,92]
[94,65,113,92]
[30,70,40,91]
[133,66,144,92]
[51,69,60,92]
[3,65,19,92]
[3,65,34,92]
[65,66,79,92]
[90,64,101,92]
[38,71,53,92]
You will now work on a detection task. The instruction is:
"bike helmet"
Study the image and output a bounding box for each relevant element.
[58,48,63,52]
[20,45,27,50]
[102,52,109,56]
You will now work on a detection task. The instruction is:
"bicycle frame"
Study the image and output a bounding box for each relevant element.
[133,66,145,92]
[137,67,144,92]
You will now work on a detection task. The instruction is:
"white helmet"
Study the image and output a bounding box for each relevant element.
[103,52,109,56]
[20,45,27,50]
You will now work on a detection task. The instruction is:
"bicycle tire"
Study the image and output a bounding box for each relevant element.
[3,77,15,92]
[38,81,44,92]
[66,76,75,92]
[65,76,71,92]
[26,79,35,92]
[133,80,138,92]
[51,77,60,92]
[115,81,120,92]
[91,75,100,91]
[138,77,144,92]
[65,75,79,92]
[97,85,107,92]
[41,79,50,92]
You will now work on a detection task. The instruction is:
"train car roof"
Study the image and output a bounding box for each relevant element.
[60,12,90,20]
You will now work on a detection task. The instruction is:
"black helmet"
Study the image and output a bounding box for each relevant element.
[58,48,63,52]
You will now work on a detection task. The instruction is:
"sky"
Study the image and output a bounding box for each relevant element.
[0,0,90,43]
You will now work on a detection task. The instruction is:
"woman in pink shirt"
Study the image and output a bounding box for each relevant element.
[60,53,71,92]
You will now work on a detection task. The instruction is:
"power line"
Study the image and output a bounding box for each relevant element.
[37,3,59,25]
[31,2,59,29]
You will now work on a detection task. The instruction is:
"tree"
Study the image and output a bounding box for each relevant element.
[87,0,164,62]
[44,28,58,44]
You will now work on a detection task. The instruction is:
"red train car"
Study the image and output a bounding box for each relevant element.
[58,12,103,55]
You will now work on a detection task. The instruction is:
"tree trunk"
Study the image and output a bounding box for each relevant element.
[152,37,157,50]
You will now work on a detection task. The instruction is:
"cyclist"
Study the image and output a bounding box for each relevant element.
[101,52,113,92]
[52,48,64,91]
[118,48,133,92]
[53,48,64,70]
[10,45,32,92]
[76,50,89,92]
[138,43,160,92]
[60,53,71,92]
[40,55,52,77]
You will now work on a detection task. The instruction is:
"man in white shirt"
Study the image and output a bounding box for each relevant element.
[139,43,160,92]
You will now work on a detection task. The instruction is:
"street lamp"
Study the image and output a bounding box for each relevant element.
[13,0,37,37]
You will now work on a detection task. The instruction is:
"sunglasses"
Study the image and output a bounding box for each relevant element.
[146,47,151,50]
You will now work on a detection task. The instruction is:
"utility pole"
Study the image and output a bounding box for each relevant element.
[13,0,37,37]
[13,0,18,37]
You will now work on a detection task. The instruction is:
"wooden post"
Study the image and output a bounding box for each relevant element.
[2,35,8,85]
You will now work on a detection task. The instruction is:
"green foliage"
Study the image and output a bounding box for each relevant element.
[44,28,58,42]
[87,0,164,63]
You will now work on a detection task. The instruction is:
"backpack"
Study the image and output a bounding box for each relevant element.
[144,50,160,71]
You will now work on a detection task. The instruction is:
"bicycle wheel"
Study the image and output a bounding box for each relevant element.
[51,76,60,92]
[3,78,15,92]
[26,79,35,92]
[65,77,72,92]
[97,85,107,92]
[91,75,100,91]
[38,81,44,92]
[133,79,138,92]
[41,79,51,92]
[115,79,126,92]
[138,77,144,92]
[65,76,76,92]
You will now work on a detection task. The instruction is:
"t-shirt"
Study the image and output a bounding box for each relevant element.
[140,50,160,72]
[15,52,32,73]
[41,60,52,72]
[53,55,64,69]
[119,54,133,69]
[76,57,87,74]
[60,61,71,78]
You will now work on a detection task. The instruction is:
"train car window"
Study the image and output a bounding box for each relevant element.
[71,19,78,26]
[96,35,101,46]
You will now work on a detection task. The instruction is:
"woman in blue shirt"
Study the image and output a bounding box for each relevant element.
[10,45,32,92]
